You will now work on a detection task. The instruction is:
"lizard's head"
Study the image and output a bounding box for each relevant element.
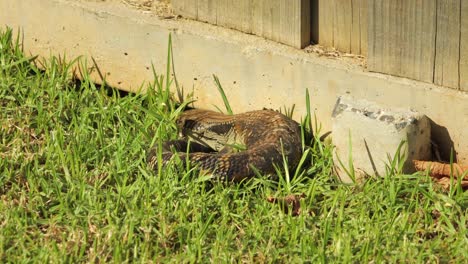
[175,109,237,151]
[176,109,211,137]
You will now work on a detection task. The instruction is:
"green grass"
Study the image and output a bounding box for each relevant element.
[1,27,467,263]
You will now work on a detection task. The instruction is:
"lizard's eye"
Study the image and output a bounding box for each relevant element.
[181,119,197,130]
[178,119,199,136]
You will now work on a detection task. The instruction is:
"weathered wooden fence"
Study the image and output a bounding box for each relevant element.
[172,0,468,91]
[172,0,311,49]
[311,0,368,55]
[368,0,467,91]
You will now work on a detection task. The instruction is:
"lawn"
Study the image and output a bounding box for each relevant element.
[1,28,467,263]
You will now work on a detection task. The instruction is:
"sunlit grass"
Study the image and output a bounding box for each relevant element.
[1,27,467,263]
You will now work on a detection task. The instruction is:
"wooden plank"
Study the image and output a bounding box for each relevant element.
[382,0,400,76]
[461,1,468,91]
[317,0,334,47]
[216,0,251,33]
[313,0,366,54]
[197,0,217,24]
[434,0,461,89]
[215,0,229,28]
[367,0,377,69]
[334,0,352,53]
[350,0,368,55]
[251,0,264,37]
[279,0,311,48]
[359,0,368,55]
[367,0,389,73]
[368,0,436,83]
[351,0,361,54]
[279,0,291,43]
[261,0,280,41]
[236,0,252,33]
[411,0,436,83]
[172,0,198,20]
[174,0,310,49]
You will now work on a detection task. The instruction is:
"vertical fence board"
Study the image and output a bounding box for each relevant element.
[316,0,334,47]
[434,0,461,89]
[238,0,252,33]
[215,0,229,28]
[351,0,361,54]
[279,0,292,43]
[197,0,216,24]
[251,0,264,37]
[367,0,377,69]
[461,1,468,91]
[383,0,400,76]
[414,0,437,84]
[216,0,251,33]
[313,0,366,54]
[334,0,352,53]
[368,0,390,74]
[359,0,368,55]
[261,0,279,41]
[173,0,310,49]
[368,0,436,83]
[351,0,368,55]
[279,0,310,48]
[172,0,198,20]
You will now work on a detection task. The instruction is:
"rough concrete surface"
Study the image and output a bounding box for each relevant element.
[1,0,467,166]
[332,97,432,183]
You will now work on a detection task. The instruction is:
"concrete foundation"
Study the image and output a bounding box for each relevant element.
[1,0,467,165]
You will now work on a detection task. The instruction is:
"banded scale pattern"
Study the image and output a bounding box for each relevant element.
[147,109,302,181]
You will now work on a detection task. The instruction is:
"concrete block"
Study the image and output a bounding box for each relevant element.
[332,96,432,183]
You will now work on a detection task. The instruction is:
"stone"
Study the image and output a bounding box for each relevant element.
[332,96,432,183]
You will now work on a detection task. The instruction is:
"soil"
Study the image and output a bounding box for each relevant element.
[85,0,175,19]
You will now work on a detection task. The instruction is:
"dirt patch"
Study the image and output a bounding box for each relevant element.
[121,0,175,18]
[83,0,175,19]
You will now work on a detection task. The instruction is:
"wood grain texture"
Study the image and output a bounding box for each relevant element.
[316,0,334,47]
[279,0,310,48]
[461,1,468,91]
[368,0,437,83]
[197,0,216,24]
[216,0,251,32]
[251,0,264,37]
[313,0,366,54]
[351,0,361,54]
[359,0,368,55]
[260,0,279,41]
[172,0,310,48]
[434,0,461,89]
[334,0,352,53]
[172,0,198,20]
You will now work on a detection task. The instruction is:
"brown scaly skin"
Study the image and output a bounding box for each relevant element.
[147,109,302,182]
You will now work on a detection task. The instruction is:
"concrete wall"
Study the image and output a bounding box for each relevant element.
[1,0,467,164]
